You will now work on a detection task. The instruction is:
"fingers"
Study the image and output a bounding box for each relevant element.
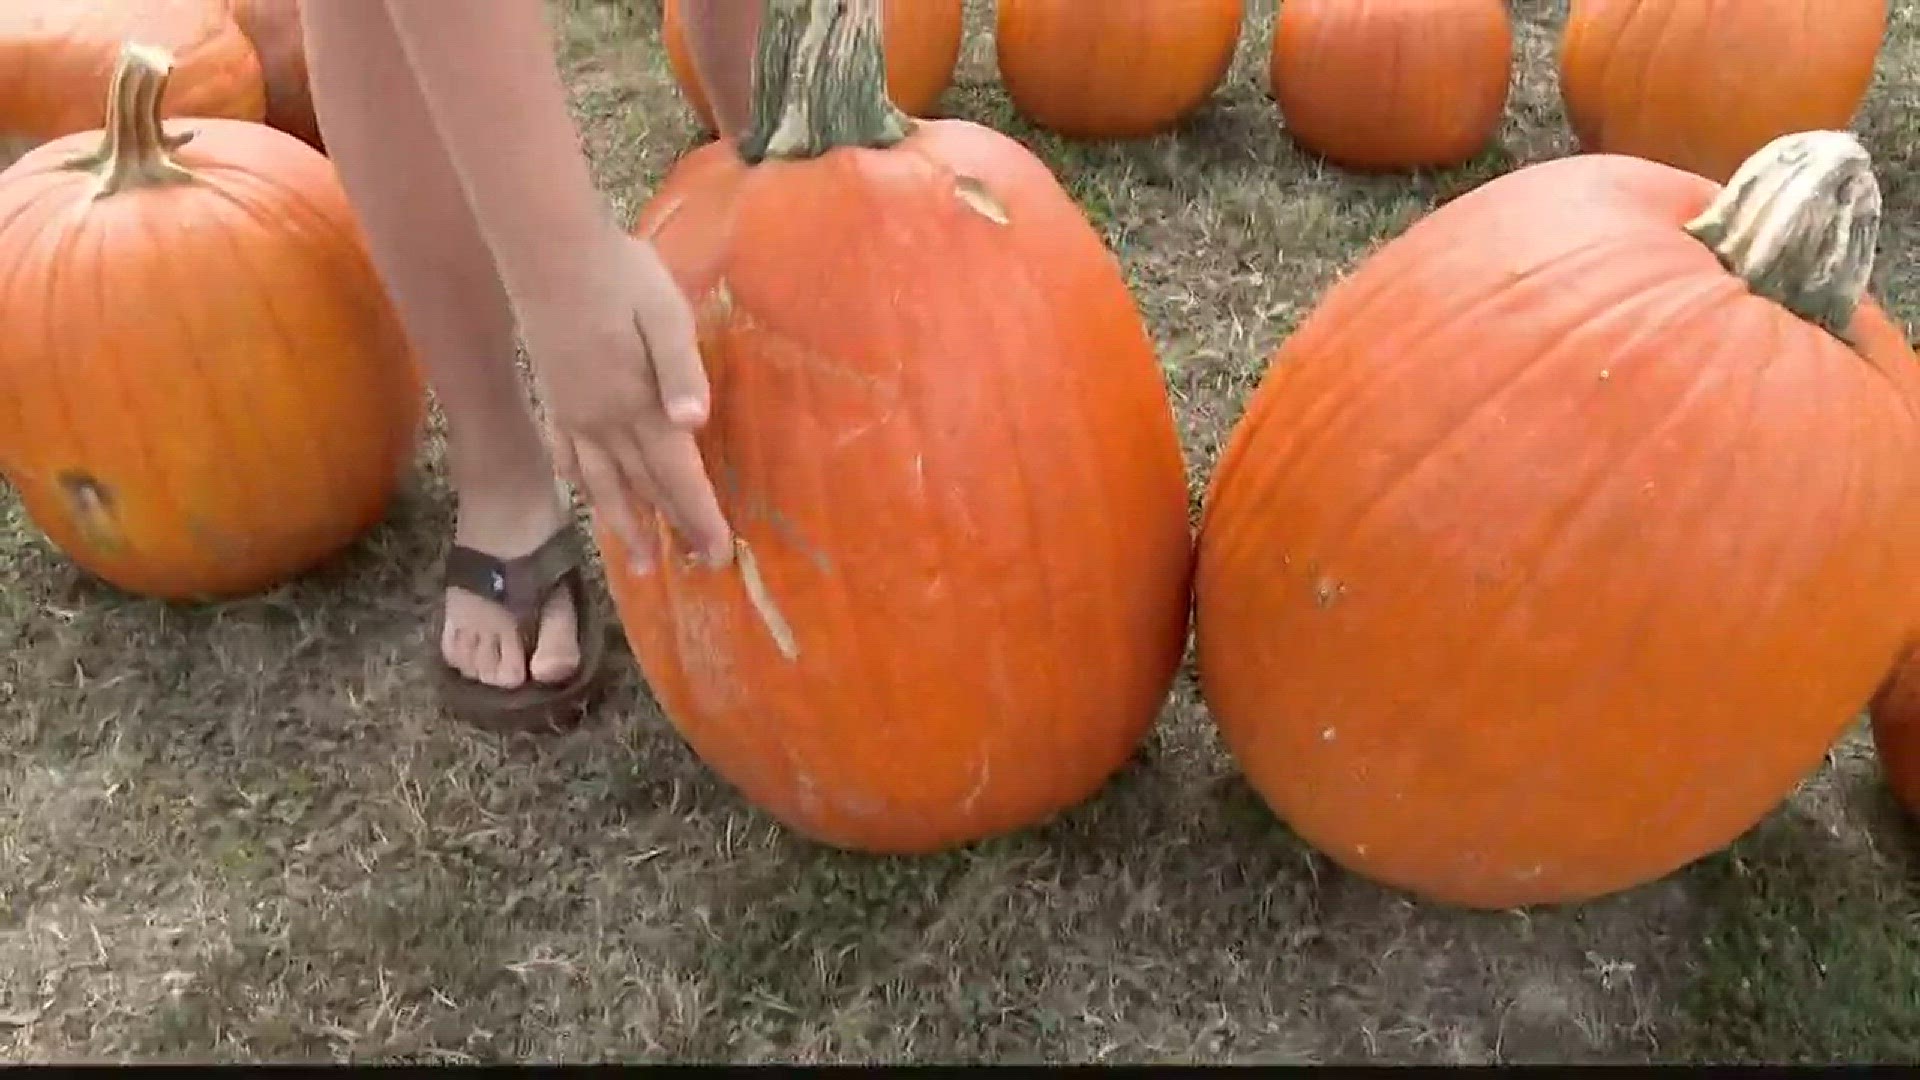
[632,260,711,428]
[572,439,659,573]
[638,425,734,567]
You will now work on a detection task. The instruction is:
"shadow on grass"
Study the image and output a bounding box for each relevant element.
[1674,785,1920,1064]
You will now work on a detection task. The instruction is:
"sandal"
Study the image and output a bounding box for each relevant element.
[436,526,610,735]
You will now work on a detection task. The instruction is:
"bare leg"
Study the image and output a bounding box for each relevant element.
[680,0,761,139]
[303,0,580,689]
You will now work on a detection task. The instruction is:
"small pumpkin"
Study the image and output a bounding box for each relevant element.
[0,0,264,170]
[1195,131,1920,909]
[1559,0,1887,182]
[661,0,963,137]
[610,0,1195,855]
[996,0,1245,140]
[1269,0,1510,170]
[0,44,422,601]
[228,0,321,150]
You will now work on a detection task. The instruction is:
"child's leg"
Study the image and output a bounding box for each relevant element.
[679,0,761,139]
[303,0,580,690]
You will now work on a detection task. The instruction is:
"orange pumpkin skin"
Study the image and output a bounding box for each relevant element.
[1870,659,1920,819]
[996,0,1245,140]
[1270,0,1510,171]
[606,122,1194,855]
[661,0,963,137]
[1559,0,1886,182]
[0,1,264,167]
[1195,151,1920,909]
[0,95,421,600]
[228,0,320,150]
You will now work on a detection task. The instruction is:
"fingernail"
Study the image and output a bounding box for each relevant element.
[668,398,708,425]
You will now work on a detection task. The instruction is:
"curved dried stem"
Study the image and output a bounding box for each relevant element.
[738,0,910,164]
[61,42,198,198]
[1683,130,1880,342]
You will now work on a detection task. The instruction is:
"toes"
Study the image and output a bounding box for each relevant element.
[528,590,581,685]
[484,630,529,690]
[444,626,483,681]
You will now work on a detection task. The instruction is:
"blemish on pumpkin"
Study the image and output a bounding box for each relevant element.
[954,176,1009,225]
[735,537,798,660]
[58,471,124,553]
[706,278,735,318]
[714,463,833,572]
[641,194,687,239]
[1312,575,1346,609]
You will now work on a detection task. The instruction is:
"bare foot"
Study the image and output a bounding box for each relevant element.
[441,489,582,689]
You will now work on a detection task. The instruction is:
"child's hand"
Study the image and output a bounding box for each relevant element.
[518,231,733,573]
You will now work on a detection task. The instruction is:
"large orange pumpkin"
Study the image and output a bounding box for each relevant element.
[0,0,264,170]
[0,44,422,601]
[607,0,1194,855]
[228,0,320,150]
[1559,0,1887,182]
[661,0,963,138]
[1195,131,1920,910]
[996,0,1245,140]
[1270,0,1510,171]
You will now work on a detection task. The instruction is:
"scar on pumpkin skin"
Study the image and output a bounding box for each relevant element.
[734,537,799,660]
[58,470,123,552]
[954,175,1009,225]
[641,195,686,240]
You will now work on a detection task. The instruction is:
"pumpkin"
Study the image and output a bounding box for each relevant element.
[661,0,963,137]
[1870,658,1920,819]
[1194,131,1920,909]
[1559,0,1887,183]
[996,0,1245,140]
[1269,0,1510,171]
[0,44,423,601]
[0,0,264,170]
[228,0,321,150]
[608,0,1194,855]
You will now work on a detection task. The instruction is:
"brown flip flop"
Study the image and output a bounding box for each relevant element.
[436,527,609,736]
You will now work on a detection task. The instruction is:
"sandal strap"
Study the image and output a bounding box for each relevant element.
[443,528,585,648]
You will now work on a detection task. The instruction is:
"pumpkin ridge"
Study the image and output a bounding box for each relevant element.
[194,180,357,521]
[132,204,275,545]
[1323,272,1744,596]
[1207,228,1668,565]
[1410,286,1777,724]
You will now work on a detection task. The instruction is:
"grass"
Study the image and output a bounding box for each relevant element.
[5,0,1920,1064]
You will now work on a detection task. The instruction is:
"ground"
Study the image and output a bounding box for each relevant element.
[5,0,1920,1065]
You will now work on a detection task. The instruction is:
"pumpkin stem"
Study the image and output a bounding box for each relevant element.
[1682,130,1880,342]
[737,0,910,164]
[62,42,198,198]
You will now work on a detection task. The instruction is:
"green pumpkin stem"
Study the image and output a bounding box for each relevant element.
[1682,130,1880,343]
[737,0,910,164]
[64,42,197,198]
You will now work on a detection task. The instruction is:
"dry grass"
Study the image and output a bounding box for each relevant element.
[6,0,1920,1064]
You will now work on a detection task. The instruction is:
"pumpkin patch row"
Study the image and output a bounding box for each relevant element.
[2,0,1916,916]
[3,2,1887,186]
[663,0,1886,183]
